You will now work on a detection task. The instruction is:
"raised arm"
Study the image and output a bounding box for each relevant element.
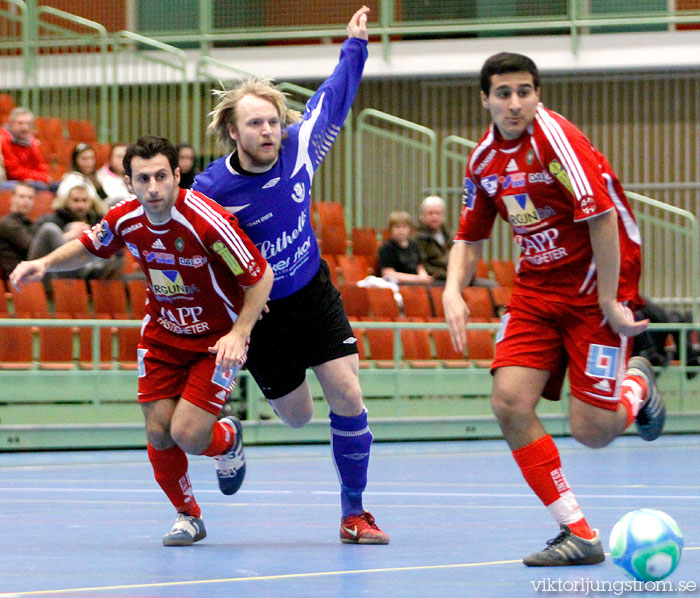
[347,6,369,40]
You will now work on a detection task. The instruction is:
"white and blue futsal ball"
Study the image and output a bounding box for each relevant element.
[609,509,683,581]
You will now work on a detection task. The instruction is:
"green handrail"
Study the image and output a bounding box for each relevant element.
[192,55,257,153]
[439,135,476,217]
[35,5,109,142]
[192,56,355,222]
[355,108,437,228]
[112,30,189,143]
[139,0,700,58]
[0,0,29,106]
[627,191,699,323]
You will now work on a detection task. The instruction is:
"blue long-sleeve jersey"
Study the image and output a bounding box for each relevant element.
[193,38,368,300]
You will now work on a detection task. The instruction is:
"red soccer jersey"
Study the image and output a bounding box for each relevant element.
[79,187,268,351]
[456,104,642,306]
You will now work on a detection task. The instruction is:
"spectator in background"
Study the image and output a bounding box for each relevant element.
[0,182,36,280]
[97,143,131,206]
[377,210,432,284]
[176,143,199,189]
[415,195,452,281]
[56,143,107,202]
[0,143,6,184]
[29,183,120,280]
[0,107,51,190]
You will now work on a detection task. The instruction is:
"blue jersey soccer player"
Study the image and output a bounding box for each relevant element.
[194,6,388,544]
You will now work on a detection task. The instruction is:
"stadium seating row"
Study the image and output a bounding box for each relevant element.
[339,283,511,320]
[0,278,147,319]
[351,324,495,369]
[312,201,516,287]
[0,278,510,322]
[34,116,109,181]
[322,243,515,288]
[0,278,143,370]
[0,277,497,370]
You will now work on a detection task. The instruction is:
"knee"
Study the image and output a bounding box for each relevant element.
[491,391,525,423]
[327,383,364,416]
[145,418,171,450]
[280,402,314,428]
[170,423,207,454]
[569,419,613,449]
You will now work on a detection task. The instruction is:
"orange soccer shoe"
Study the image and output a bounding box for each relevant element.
[340,511,389,545]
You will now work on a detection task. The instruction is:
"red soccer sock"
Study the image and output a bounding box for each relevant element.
[619,374,648,429]
[512,434,594,540]
[200,419,235,457]
[147,443,201,518]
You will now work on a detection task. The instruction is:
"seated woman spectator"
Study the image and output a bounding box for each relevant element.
[176,142,199,189]
[377,210,433,284]
[29,183,121,280]
[96,143,131,206]
[56,143,107,202]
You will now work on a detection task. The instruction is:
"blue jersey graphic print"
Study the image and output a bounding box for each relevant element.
[194,38,368,300]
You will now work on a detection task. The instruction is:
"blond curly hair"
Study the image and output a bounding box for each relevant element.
[208,77,302,151]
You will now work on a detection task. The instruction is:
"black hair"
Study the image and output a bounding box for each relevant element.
[175,142,194,153]
[480,52,540,95]
[123,135,178,178]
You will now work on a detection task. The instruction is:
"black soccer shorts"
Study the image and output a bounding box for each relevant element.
[244,259,359,400]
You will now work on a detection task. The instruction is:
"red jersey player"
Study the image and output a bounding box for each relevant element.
[9,136,273,547]
[443,53,666,566]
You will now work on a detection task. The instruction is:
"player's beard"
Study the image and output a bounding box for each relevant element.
[240,140,280,170]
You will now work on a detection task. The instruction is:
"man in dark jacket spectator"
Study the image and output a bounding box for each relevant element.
[415,195,452,281]
[0,182,36,280]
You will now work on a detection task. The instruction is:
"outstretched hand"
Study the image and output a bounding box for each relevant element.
[208,329,248,373]
[347,5,370,41]
[602,302,649,337]
[9,260,46,291]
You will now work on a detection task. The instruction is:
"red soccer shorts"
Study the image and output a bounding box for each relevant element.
[491,293,633,411]
[136,340,239,415]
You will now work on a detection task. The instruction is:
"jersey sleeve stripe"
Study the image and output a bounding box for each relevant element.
[114,205,145,233]
[536,107,593,198]
[603,173,641,245]
[185,192,257,265]
[185,192,256,263]
[467,130,495,174]
[536,108,590,197]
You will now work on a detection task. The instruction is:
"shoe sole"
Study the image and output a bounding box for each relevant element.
[162,526,207,547]
[523,553,605,567]
[341,535,390,545]
[628,356,665,441]
[217,416,246,496]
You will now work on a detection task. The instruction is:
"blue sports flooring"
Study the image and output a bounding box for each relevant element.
[0,435,698,597]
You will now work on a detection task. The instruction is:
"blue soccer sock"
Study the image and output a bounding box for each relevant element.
[329,408,373,519]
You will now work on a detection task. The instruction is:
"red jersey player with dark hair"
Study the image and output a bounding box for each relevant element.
[10,135,273,547]
[443,53,666,567]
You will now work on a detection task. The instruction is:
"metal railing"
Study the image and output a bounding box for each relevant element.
[110,30,189,143]
[131,0,700,58]
[1,316,699,449]
[355,108,438,229]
